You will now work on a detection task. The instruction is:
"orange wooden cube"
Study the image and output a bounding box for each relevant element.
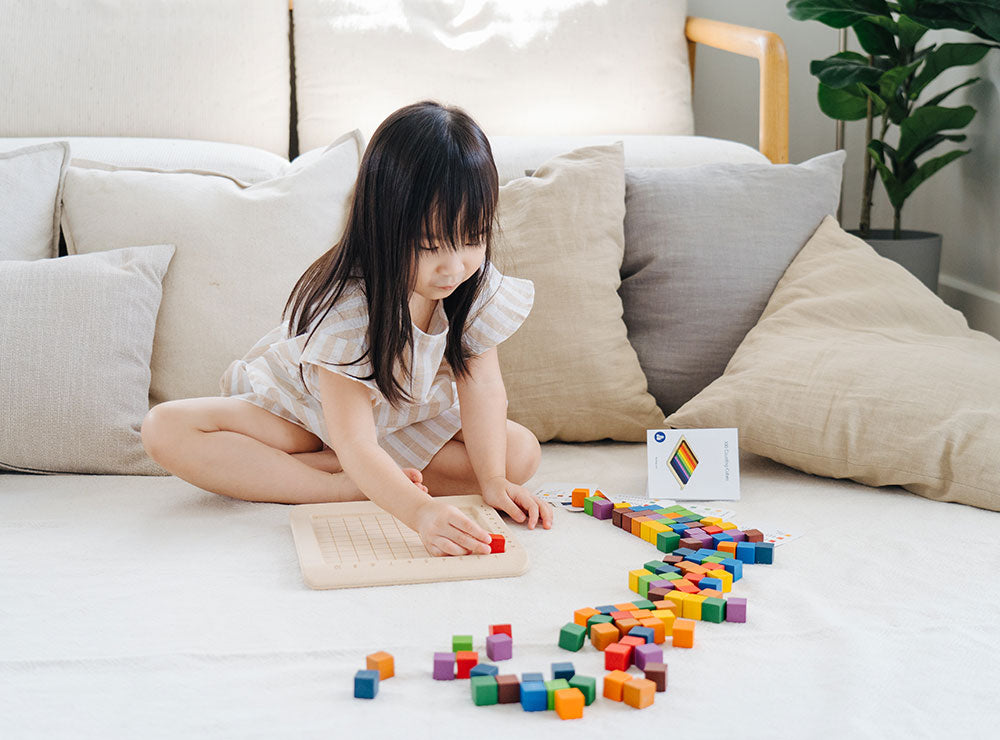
[651,600,677,613]
[629,609,652,619]
[672,579,698,594]
[571,488,590,507]
[672,619,695,648]
[631,516,651,536]
[590,622,620,651]
[554,687,585,719]
[455,650,479,678]
[574,607,600,627]
[603,670,632,701]
[614,603,638,611]
[593,489,610,500]
[718,541,738,556]
[639,617,665,643]
[699,588,724,599]
[623,677,656,709]
[615,618,640,636]
[366,651,394,680]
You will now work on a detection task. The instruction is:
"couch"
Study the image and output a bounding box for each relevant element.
[2,1,998,737]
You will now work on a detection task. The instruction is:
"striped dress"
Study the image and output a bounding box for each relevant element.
[220,263,534,469]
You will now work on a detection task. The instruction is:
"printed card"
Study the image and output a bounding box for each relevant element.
[646,428,740,501]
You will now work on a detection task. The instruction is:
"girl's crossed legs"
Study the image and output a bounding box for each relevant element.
[141,397,540,505]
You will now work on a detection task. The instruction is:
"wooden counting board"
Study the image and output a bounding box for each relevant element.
[289,494,529,589]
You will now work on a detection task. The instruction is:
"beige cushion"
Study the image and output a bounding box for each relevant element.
[0,0,291,155]
[62,131,363,404]
[667,216,1000,511]
[0,141,69,260]
[0,245,174,475]
[293,0,693,151]
[495,142,665,442]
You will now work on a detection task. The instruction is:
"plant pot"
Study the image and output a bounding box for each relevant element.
[849,229,942,293]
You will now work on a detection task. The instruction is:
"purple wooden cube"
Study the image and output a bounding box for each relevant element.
[633,643,663,670]
[727,529,746,542]
[683,527,706,538]
[486,633,513,661]
[592,498,614,520]
[726,597,747,623]
[649,579,676,590]
[433,652,456,680]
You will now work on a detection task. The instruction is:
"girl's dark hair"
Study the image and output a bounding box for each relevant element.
[284,100,499,407]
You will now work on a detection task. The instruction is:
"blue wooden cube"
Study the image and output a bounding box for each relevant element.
[629,626,655,644]
[470,663,499,677]
[522,672,544,683]
[720,557,744,581]
[354,669,380,699]
[552,661,575,680]
[755,542,775,564]
[520,681,548,712]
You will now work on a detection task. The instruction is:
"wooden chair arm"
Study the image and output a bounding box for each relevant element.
[685,16,789,164]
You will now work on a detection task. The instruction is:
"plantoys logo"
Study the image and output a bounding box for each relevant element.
[653,431,666,443]
[668,436,698,488]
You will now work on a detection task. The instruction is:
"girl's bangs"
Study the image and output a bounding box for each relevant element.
[420,158,497,250]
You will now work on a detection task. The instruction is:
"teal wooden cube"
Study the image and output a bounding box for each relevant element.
[701,596,727,623]
[470,675,498,706]
[568,675,597,705]
[559,622,587,651]
[657,531,681,553]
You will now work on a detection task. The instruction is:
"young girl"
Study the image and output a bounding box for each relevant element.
[142,101,553,556]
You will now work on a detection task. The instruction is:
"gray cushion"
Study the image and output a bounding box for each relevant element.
[621,151,845,414]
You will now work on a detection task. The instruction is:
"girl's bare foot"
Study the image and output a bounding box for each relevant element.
[403,467,429,494]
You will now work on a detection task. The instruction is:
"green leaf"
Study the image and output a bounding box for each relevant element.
[897,14,929,51]
[818,82,869,120]
[924,0,1000,41]
[923,77,981,107]
[787,0,892,28]
[908,133,968,161]
[900,149,971,202]
[854,18,898,55]
[877,61,921,123]
[811,51,884,88]
[911,43,992,97]
[867,143,908,209]
[897,105,976,162]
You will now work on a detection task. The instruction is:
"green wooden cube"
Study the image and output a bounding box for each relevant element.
[701,597,727,623]
[656,531,681,553]
[568,675,597,705]
[644,560,667,574]
[586,613,614,637]
[545,679,570,710]
[559,622,587,651]
[703,555,725,564]
[470,675,498,706]
[583,495,602,515]
[452,634,473,652]
[632,599,655,611]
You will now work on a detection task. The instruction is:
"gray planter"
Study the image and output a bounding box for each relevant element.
[849,229,942,293]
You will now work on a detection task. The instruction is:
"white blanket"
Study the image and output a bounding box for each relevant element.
[2,442,998,738]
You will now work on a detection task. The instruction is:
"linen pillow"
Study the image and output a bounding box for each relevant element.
[621,151,845,415]
[61,130,363,404]
[494,142,666,442]
[667,216,1000,511]
[0,245,174,475]
[0,141,69,260]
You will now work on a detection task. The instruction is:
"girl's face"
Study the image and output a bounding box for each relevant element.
[412,238,487,302]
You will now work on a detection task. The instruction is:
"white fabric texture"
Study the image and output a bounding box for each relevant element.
[221,262,534,469]
[1,137,290,184]
[0,141,69,260]
[0,0,291,156]
[1,443,996,737]
[489,134,770,185]
[0,245,174,474]
[61,131,364,405]
[293,0,693,152]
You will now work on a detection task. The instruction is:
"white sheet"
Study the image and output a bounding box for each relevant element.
[2,443,998,737]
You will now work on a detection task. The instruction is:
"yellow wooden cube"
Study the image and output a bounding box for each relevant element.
[613,502,631,509]
[718,521,737,530]
[629,569,653,593]
[646,521,669,544]
[652,609,677,635]
[663,591,689,612]
[682,593,706,620]
[700,516,723,526]
[706,568,733,593]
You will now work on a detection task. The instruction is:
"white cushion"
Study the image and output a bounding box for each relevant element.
[61,131,364,404]
[1,138,290,185]
[0,0,291,156]
[294,0,693,152]
[490,134,770,185]
[0,245,174,475]
[0,142,69,260]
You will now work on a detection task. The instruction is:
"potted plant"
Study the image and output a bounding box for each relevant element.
[786,0,1000,291]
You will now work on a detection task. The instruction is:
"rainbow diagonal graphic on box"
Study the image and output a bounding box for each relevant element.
[668,437,698,488]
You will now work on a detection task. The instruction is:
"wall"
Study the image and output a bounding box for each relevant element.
[687,0,1000,339]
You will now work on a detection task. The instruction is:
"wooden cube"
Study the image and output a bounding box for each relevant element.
[623,677,656,708]
[672,619,695,648]
[644,662,668,692]
[495,674,520,703]
[604,642,633,671]
[590,622,620,651]
[554,688,585,719]
[455,650,479,678]
[366,651,394,680]
[603,670,632,701]
[488,534,505,553]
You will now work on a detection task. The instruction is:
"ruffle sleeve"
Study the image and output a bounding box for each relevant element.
[297,281,379,395]
[464,262,534,356]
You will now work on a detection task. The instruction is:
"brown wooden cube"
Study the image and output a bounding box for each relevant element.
[495,674,520,704]
[643,662,668,692]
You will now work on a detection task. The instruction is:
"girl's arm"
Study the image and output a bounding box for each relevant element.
[455,347,552,529]
[316,365,492,556]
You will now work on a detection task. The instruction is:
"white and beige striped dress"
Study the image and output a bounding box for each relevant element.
[220,263,534,470]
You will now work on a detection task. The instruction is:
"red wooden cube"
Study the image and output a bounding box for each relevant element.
[489,534,505,553]
[604,642,633,671]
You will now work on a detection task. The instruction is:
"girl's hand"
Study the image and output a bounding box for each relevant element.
[414,498,493,557]
[481,477,554,530]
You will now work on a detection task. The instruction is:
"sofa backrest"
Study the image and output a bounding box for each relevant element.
[0,0,291,157]
[292,0,693,152]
